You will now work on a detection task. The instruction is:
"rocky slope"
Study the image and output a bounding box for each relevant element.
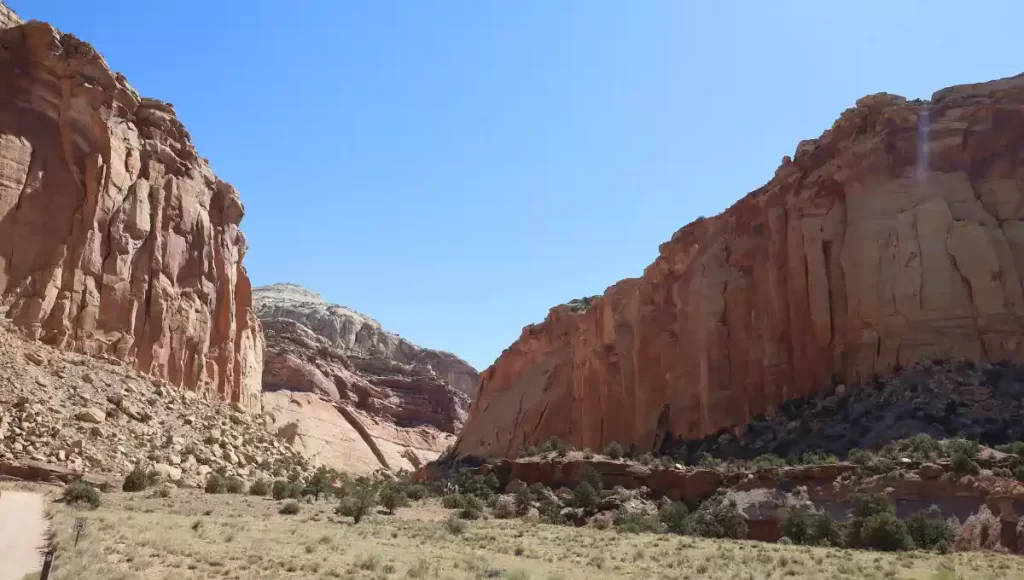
[0,319,309,488]
[255,283,475,473]
[455,73,1024,459]
[0,2,262,408]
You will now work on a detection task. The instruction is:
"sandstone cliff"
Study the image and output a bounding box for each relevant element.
[0,3,263,408]
[255,283,474,473]
[455,74,1024,459]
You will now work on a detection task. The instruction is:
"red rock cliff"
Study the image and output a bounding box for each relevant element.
[0,6,263,407]
[455,74,1024,458]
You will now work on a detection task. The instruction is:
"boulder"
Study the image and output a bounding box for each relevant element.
[152,463,182,482]
[75,408,106,424]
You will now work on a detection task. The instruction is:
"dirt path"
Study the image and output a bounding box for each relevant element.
[0,491,46,580]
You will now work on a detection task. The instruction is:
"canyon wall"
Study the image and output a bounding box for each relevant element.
[455,74,1024,458]
[0,4,263,407]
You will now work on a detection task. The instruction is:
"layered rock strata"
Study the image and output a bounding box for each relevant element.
[0,3,262,407]
[456,74,1024,458]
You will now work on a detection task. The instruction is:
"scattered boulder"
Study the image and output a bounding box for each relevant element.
[75,408,106,424]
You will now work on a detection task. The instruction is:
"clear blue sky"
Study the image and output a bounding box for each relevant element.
[14,1,1022,371]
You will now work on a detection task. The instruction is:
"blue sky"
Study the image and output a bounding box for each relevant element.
[14,1,1022,371]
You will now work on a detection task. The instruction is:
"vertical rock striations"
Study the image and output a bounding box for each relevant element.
[455,74,1024,459]
[0,4,263,407]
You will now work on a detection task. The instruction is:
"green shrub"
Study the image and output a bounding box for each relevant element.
[249,478,271,496]
[150,484,172,498]
[578,465,603,491]
[582,448,594,460]
[950,453,980,476]
[541,437,569,456]
[572,482,598,510]
[996,441,1024,460]
[225,477,246,494]
[279,500,301,515]
[687,497,747,539]
[379,484,409,515]
[523,446,539,457]
[860,512,915,551]
[696,453,721,468]
[514,486,532,516]
[272,479,303,500]
[405,484,428,501]
[905,506,956,551]
[453,469,499,500]
[1014,466,1024,482]
[943,438,979,459]
[751,454,787,470]
[336,485,378,524]
[613,508,664,534]
[783,508,845,547]
[122,465,157,492]
[793,451,838,465]
[852,493,895,519]
[604,442,624,459]
[658,501,690,535]
[63,480,101,510]
[204,473,227,494]
[881,434,943,463]
[782,507,814,544]
[538,498,564,524]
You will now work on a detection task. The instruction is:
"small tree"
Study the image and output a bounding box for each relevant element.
[659,501,690,535]
[782,507,814,544]
[950,453,980,476]
[905,506,956,551]
[604,442,624,459]
[860,512,915,551]
[380,483,409,515]
[514,486,532,516]
[578,465,603,492]
[336,485,378,524]
[572,482,598,510]
[307,466,335,501]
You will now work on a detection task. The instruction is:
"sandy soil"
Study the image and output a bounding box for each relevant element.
[0,490,46,580]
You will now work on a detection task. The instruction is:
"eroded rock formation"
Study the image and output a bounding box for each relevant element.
[455,74,1024,458]
[256,283,474,473]
[0,3,263,407]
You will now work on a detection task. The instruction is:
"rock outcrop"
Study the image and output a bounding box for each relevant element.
[0,3,262,408]
[455,74,1024,458]
[255,283,478,398]
[255,283,474,473]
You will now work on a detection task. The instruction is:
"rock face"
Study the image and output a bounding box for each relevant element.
[0,3,263,408]
[255,283,478,398]
[255,283,475,473]
[456,74,1024,458]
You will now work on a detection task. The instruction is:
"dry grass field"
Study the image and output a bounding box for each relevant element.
[6,481,1023,580]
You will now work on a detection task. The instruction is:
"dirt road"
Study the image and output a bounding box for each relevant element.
[0,490,46,580]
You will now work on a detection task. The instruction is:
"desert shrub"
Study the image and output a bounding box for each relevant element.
[445,514,467,534]
[658,501,690,535]
[225,476,246,494]
[881,434,943,463]
[751,454,787,470]
[604,442,624,459]
[943,438,979,459]
[249,478,271,496]
[453,468,499,500]
[847,448,898,474]
[405,484,428,501]
[847,493,904,549]
[336,485,378,524]
[783,508,845,547]
[905,506,956,551]
[538,498,564,524]
[379,484,409,515]
[1014,466,1024,482]
[204,473,227,494]
[793,451,838,465]
[696,453,721,469]
[950,453,980,476]
[852,493,895,519]
[272,479,304,500]
[63,480,101,510]
[443,493,484,519]
[578,465,603,491]
[493,496,516,519]
[659,455,678,470]
[572,482,598,510]
[541,436,569,456]
[150,484,173,498]
[687,497,747,539]
[522,446,539,457]
[996,441,1024,460]
[860,512,915,551]
[279,500,301,515]
[582,448,594,460]
[514,486,532,516]
[782,507,814,544]
[122,465,157,492]
[613,507,664,534]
